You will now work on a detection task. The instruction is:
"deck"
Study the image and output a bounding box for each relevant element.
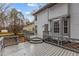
[1,42,79,56]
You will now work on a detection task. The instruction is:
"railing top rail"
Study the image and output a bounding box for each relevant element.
[43,31,79,41]
[47,35,79,41]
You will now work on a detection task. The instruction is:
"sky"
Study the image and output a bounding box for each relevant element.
[9,3,46,22]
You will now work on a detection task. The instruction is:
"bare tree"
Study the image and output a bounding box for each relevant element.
[0,4,24,34]
[9,8,24,35]
[0,4,11,30]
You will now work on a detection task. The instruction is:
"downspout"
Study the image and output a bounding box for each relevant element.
[47,7,50,36]
[47,7,53,37]
[68,3,71,38]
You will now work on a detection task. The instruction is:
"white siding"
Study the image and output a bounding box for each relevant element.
[49,4,68,19]
[35,9,49,38]
[35,4,69,38]
[48,4,68,37]
[35,3,79,39]
[70,4,79,39]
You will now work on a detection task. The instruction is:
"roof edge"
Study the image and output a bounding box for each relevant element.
[32,3,57,15]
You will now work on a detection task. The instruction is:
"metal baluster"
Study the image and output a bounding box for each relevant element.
[58,37,59,45]
[61,37,63,46]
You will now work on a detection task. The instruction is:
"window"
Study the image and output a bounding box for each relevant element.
[44,24,48,31]
[54,21,59,33]
[35,15,37,21]
[64,19,68,33]
[35,25,37,34]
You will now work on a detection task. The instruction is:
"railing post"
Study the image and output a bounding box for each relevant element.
[43,31,49,42]
[60,37,63,45]
[23,31,30,41]
[58,37,60,45]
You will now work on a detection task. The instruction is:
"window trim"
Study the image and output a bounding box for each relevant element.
[44,24,48,31]
[62,17,70,36]
[53,20,60,33]
[35,15,37,21]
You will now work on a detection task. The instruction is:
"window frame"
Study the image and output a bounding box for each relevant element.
[44,24,48,31]
[35,25,37,34]
[63,17,70,36]
[35,15,37,21]
[53,20,60,33]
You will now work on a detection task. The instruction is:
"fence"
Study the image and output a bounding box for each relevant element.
[23,31,30,41]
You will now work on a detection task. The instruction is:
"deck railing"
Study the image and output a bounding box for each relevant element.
[43,31,79,53]
[0,37,4,56]
[0,35,20,56]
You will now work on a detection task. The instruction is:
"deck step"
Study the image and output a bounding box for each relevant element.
[29,36,43,44]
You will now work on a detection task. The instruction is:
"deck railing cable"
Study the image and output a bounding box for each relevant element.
[43,31,79,53]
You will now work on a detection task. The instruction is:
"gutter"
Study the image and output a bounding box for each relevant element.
[33,3,57,15]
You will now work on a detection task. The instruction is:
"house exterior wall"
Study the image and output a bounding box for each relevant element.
[23,23,35,34]
[35,9,49,38]
[70,4,79,39]
[49,4,69,37]
[49,4,68,19]
[34,3,79,39]
[35,3,69,38]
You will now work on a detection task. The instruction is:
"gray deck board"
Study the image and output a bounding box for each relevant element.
[53,48,62,56]
[73,52,77,56]
[59,49,66,56]
[56,48,64,56]
[1,42,79,56]
[48,46,58,56]
[62,50,68,56]
[66,51,73,56]
[50,46,59,56]
[46,46,57,56]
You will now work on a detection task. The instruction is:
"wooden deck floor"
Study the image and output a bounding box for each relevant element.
[1,42,79,56]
